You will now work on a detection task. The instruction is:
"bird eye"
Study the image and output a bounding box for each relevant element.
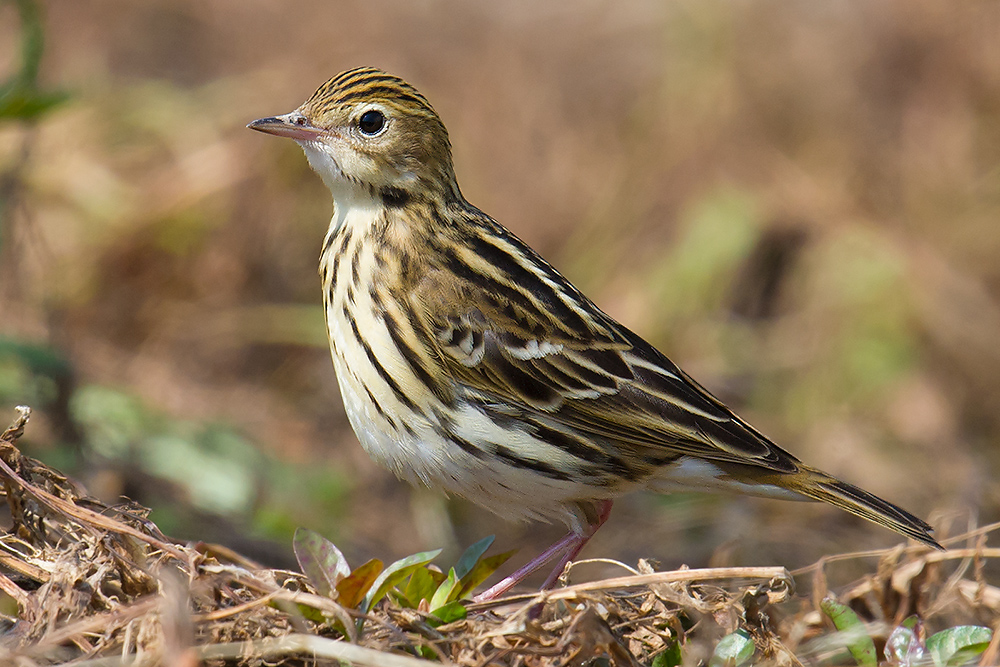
[358,109,386,135]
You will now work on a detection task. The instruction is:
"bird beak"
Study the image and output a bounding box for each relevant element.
[247,112,324,141]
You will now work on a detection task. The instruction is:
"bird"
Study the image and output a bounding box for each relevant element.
[248,67,941,600]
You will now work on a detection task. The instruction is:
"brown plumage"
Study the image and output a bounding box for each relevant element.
[249,67,941,600]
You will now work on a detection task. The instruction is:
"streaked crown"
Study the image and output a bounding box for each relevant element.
[299,67,459,200]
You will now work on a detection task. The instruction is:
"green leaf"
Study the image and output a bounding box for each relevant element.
[458,549,517,598]
[335,558,383,609]
[709,630,754,667]
[12,0,44,86]
[292,528,350,598]
[0,338,71,376]
[820,597,877,667]
[430,568,461,610]
[453,535,495,580]
[0,87,67,120]
[291,602,328,624]
[402,566,445,608]
[0,0,68,123]
[361,548,442,612]
[926,626,992,667]
[279,601,349,638]
[429,599,467,626]
[651,642,683,667]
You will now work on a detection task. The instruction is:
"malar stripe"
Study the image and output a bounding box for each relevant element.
[348,315,418,411]
[492,444,571,481]
[379,186,411,208]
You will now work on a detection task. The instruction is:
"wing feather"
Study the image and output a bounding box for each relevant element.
[409,229,802,475]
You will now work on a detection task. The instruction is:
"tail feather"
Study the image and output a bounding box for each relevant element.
[791,467,942,550]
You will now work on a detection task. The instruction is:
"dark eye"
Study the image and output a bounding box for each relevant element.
[358,109,385,135]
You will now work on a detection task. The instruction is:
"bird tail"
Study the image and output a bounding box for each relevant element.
[787,466,943,550]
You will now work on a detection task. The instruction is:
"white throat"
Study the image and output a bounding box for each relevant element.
[298,141,381,234]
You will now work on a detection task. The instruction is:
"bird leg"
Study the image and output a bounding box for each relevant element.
[474,499,613,602]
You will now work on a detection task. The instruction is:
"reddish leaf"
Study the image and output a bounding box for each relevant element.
[336,558,383,609]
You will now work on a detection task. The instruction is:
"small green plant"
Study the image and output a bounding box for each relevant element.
[822,598,993,667]
[708,629,754,667]
[887,619,993,667]
[292,529,515,631]
[820,597,878,667]
[0,0,67,123]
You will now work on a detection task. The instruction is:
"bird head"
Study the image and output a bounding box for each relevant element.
[249,67,460,204]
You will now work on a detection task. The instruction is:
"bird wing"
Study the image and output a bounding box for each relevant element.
[409,221,800,475]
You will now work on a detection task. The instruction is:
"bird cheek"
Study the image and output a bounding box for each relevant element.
[331,150,370,180]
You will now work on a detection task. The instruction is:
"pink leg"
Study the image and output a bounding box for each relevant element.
[474,500,613,602]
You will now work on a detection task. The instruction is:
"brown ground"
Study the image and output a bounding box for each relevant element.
[3,408,999,665]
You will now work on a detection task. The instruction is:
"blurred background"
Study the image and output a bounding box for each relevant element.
[1,0,998,586]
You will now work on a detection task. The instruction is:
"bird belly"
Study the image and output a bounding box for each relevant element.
[332,355,611,529]
[327,310,613,529]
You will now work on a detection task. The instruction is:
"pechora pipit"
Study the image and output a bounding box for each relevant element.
[249,67,941,600]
